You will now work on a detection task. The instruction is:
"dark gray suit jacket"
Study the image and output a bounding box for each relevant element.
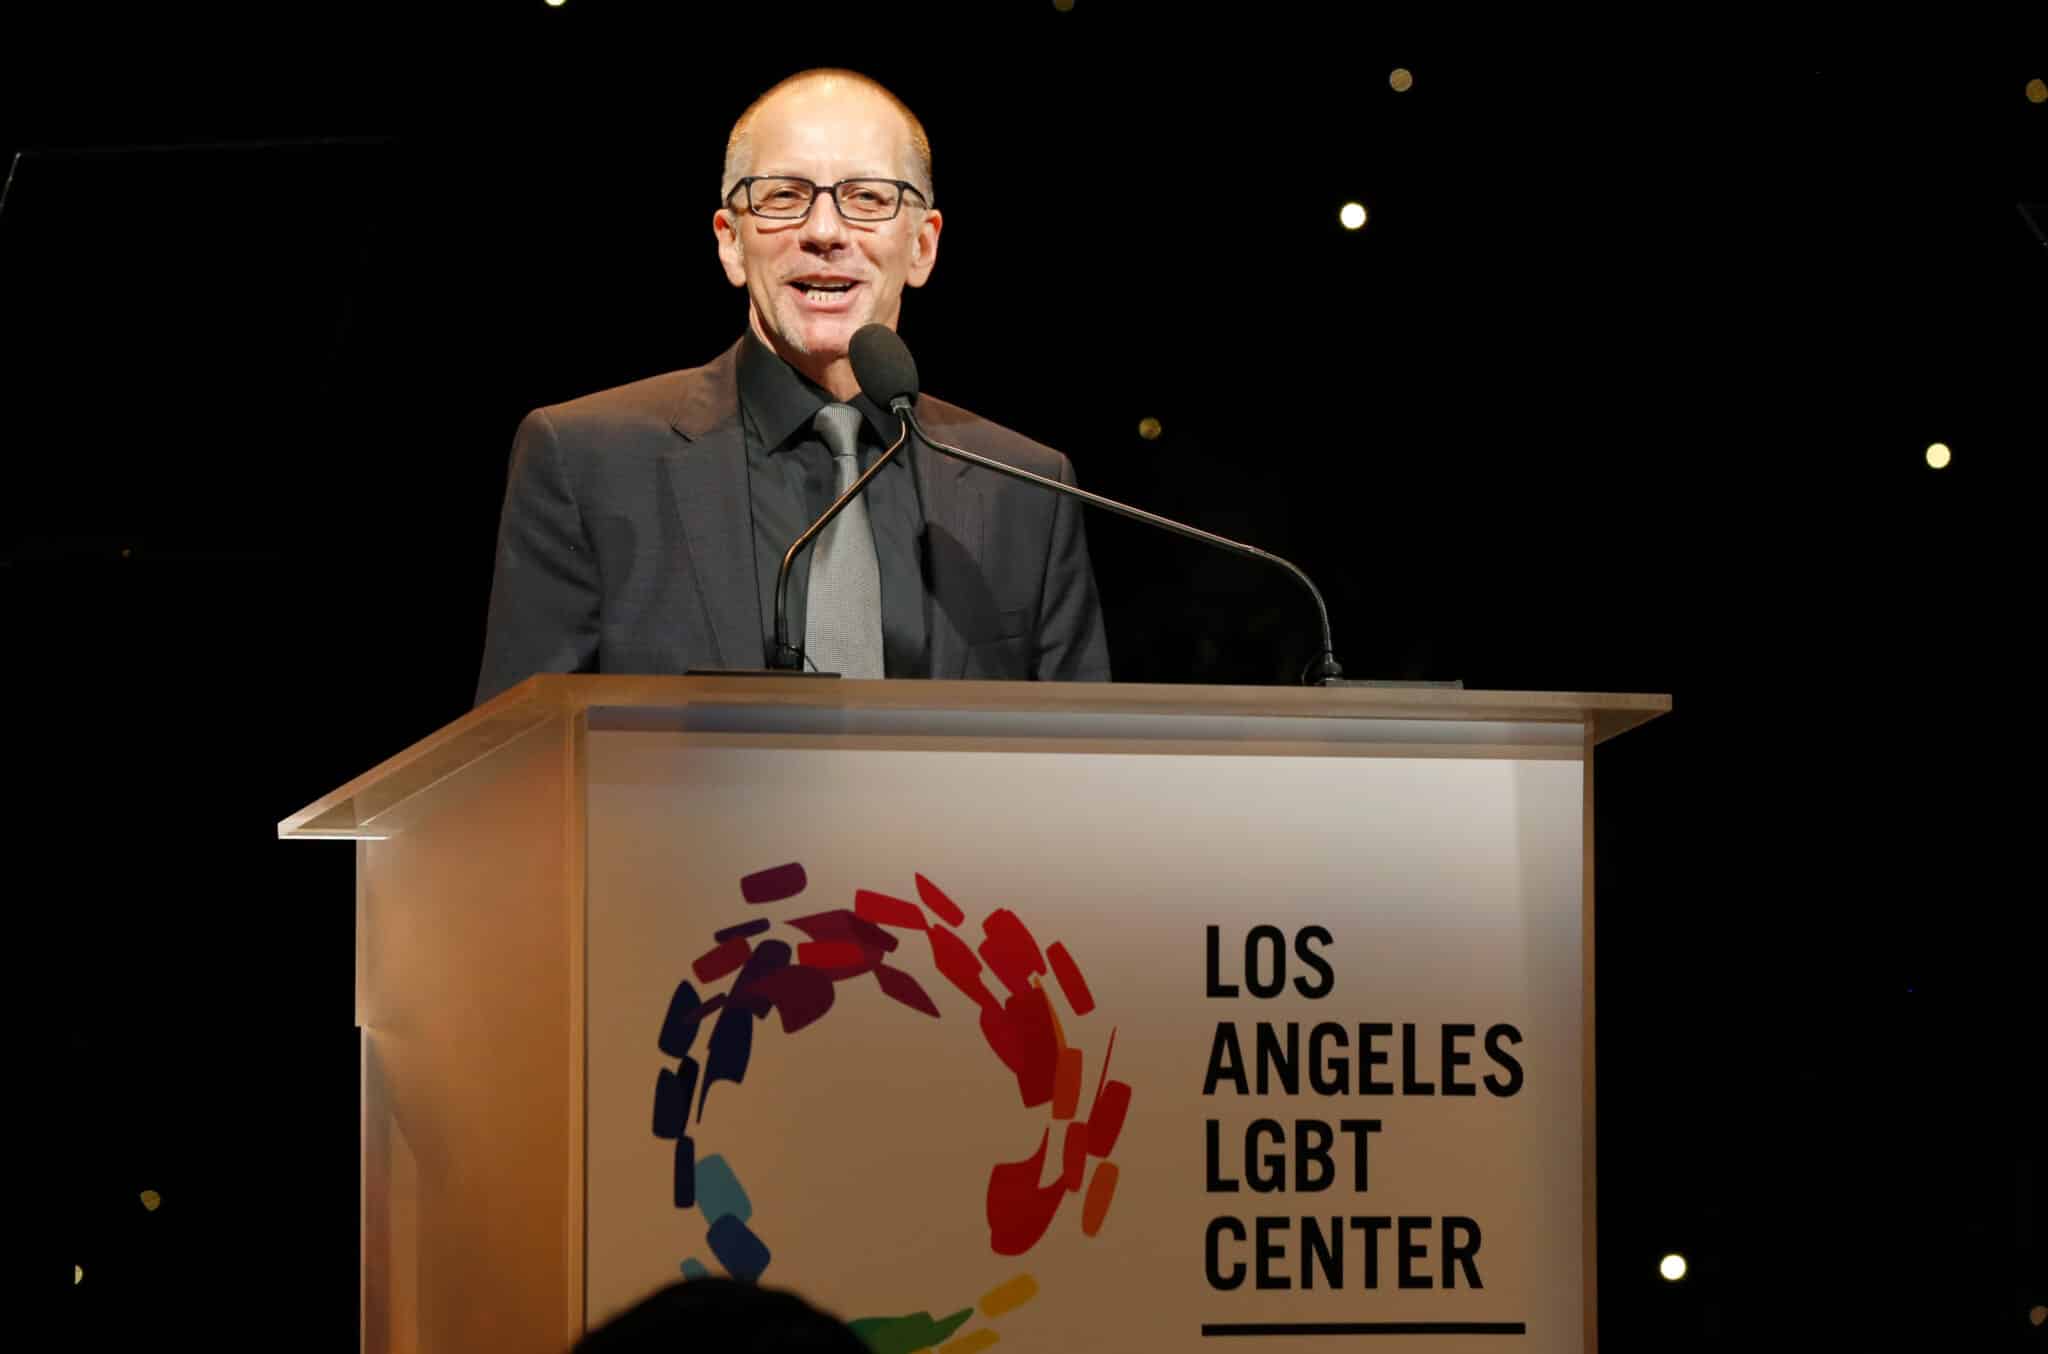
[475,342,1112,704]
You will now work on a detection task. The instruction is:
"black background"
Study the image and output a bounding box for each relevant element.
[9,5,2043,1349]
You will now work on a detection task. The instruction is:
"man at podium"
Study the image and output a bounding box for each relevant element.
[475,68,1111,705]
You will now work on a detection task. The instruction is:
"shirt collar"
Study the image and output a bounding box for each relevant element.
[737,328,900,453]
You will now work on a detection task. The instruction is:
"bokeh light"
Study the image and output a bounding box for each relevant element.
[1926,442,1952,469]
[1340,202,1368,230]
[1660,1253,1688,1281]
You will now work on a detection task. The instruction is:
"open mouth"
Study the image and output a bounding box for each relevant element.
[791,279,861,300]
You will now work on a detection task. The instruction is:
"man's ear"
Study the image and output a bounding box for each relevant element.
[907,209,943,289]
[713,208,748,287]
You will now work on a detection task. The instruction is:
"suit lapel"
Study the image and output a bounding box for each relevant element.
[666,344,761,670]
[664,349,998,676]
[914,401,982,679]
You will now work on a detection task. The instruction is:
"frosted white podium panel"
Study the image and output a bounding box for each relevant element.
[280,676,1669,1354]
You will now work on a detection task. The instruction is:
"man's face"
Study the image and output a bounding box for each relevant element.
[715,84,942,370]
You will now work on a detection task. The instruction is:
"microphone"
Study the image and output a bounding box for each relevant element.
[849,322,921,416]
[849,323,1348,686]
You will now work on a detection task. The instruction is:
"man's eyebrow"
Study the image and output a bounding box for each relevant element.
[754,169,898,181]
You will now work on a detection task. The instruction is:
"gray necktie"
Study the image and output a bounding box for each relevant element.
[803,402,884,678]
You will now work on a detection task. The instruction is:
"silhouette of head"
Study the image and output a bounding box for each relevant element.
[573,1278,869,1354]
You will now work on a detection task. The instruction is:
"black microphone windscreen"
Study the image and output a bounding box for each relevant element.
[850,323,920,409]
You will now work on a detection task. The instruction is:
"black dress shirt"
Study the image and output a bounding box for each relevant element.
[736,330,927,675]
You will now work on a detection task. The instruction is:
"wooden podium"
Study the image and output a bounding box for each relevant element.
[281,676,1667,1354]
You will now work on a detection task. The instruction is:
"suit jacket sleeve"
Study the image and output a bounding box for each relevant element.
[475,408,602,705]
[1034,454,1113,681]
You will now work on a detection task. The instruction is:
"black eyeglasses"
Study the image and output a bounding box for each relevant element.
[725,176,932,222]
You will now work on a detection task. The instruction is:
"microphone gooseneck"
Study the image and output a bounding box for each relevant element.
[902,407,1344,685]
[847,321,1346,685]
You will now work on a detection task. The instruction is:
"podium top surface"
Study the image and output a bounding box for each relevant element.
[279,676,1669,839]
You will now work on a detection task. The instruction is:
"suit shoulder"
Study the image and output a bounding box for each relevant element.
[918,394,1074,477]
[542,369,686,425]
[527,344,740,442]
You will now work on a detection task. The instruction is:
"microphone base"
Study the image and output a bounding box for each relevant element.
[683,668,842,679]
[1316,678,1466,690]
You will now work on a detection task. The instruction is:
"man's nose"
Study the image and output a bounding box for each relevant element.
[800,194,849,248]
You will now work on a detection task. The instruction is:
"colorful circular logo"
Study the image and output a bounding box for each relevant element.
[652,863,1132,1351]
